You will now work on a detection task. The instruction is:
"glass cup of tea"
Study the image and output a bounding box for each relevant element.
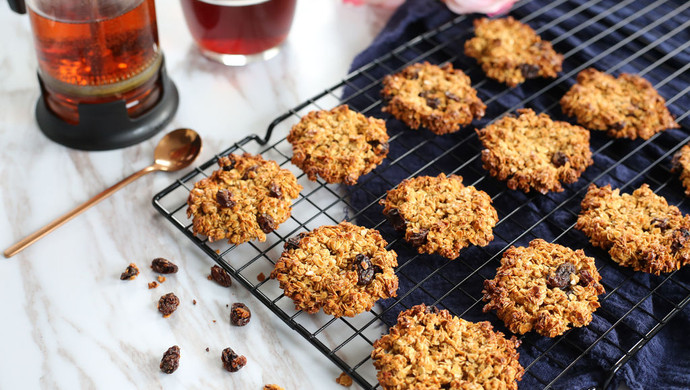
[180,0,298,66]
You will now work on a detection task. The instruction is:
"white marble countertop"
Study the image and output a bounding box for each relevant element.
[0,1,396,388]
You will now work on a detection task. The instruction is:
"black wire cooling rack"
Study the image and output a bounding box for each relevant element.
[153,0,690,388]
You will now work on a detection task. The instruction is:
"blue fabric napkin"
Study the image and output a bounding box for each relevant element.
[342,0,690,389]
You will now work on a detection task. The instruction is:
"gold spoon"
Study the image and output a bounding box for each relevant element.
[4,128,202,258]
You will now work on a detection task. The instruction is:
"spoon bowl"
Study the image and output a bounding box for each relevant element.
[5,128,203,258]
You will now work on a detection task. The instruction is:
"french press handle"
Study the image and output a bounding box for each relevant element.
[7,0,26,14]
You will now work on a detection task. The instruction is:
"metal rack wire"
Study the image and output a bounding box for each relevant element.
[153,0,690,388]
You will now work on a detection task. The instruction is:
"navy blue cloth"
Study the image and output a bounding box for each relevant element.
[342,1,690,389]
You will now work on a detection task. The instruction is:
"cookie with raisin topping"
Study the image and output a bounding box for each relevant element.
[186,153,302,244]
[672,145,690,196]
[575,183,690,274]
[464,17,563,87]
[380,173,497,259]
[381,62,485,135]
[483,239,605,337]
[477,108,593,194]
[371,304,523,389]
[288,105,390,185]
[270,222,398,317]
[560,68,679,140]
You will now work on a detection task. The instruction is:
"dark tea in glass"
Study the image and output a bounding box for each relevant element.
[180,0,297,65]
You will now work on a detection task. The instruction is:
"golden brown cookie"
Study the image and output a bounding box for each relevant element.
[464,17,563,87]
[575,183,690,274]
[483,239,605,338]
[381,62,486,135]
[270,222,398,317]
[371,304,523,390]
[477,108,593,194]
[672,145,690,196]
[380,173,497,259]
[287,105,389,185]
[186,153,302,244]
[560,68,679,140]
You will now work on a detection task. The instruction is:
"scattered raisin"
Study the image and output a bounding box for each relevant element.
[221,348,247,372]
[285,233,305,250]
[518,63,541,79]
[257,213,276,233]
[193,299,197,305]
[158,293,180,318]
[671,228,690,252]
[268,182,283,198]
[205,347,210,352]
[578,269,595,287]
[151,257,178,274]
[120,263,139,280]
[242,165,259,180]
[257,272,266,282]
[160,345,180,374]
[210,265,233,287]
[230,303,251,326]
[385,208,406,231]
[216,190,236,209]
[409,229,429,247]
[551,151,570,167]
[444,91,461,101]
[355,254,375,286]
[546,262,577,290]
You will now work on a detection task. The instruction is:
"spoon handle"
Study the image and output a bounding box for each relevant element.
[4,164,158,258]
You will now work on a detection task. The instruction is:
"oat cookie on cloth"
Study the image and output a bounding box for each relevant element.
[464,16,563,87]
[186,153,302,244]
[560,68,679,140]
[380,173,497,259]
[381,61,486,135]
[672,145,690,196]
[575,183,690,274]
[371,304,523,390]
[477,108,593,194]
[287,105,389,185]
[483,239,605,338]
[270,222,398,317]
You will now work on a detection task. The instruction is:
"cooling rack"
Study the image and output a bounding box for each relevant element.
[153,0,690,388]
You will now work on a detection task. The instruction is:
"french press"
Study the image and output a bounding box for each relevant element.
[7,0,179,150]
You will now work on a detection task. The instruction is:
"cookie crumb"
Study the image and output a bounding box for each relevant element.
[221,347,247,372]
[193,299,197,305]
[263,385,284,390]
[120,263,139,280]
[148,281,159,289]
[158,293,180,318]
[157,275,166,283]
[257,272,266,282]
[336,372,353,386]
[160,345,180,374]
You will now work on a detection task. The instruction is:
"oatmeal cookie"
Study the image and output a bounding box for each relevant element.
[187,153,302,244]
[381,62,486,135]
[380,173,497,259]
[371,304,523,390]
[288,105,389,185]
[672,145,690,196]
[477,108,593,194]
[270,222,398,317]
[464,17,563,87]
[575,183,690,274]
[483,239,605,337]
[560,68,679,140]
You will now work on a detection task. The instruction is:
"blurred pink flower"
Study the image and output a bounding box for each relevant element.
[442,0,516,15]
[343,0,405,8]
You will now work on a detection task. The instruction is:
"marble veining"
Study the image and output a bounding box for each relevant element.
[0,0,397,389]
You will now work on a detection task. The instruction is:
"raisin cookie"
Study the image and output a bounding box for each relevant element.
[288,105,390,185]
[371,304,523,390]
[187,153,302,244]
[575,183,690,274]
[380,173,497,259]
[464,17,563,87]
[483,239,605,338]
[270,222,398,317]
[560,68,679,140]
[672,145,690,196]
[381,62,486,135]
[477,108,593,194]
